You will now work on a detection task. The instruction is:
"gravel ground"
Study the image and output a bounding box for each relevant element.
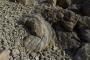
[0,1,71,60]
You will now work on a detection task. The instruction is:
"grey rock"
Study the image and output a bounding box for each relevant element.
[71,0,90,16]
[76,29,90,43]
[12,49,20,57]
[68,4,81,14]
[82,16,90,29]
[73,43,90,60]
[61,10,78,31]
[54,23,81,55]
[41,6,78,31]
[76,15,90,42]
[41,6,64,24]
[35,56,39,60]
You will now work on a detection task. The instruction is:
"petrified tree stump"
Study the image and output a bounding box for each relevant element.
[22,14,56,53]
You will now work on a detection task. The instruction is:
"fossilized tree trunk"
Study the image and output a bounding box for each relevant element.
[22,14,56,53]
